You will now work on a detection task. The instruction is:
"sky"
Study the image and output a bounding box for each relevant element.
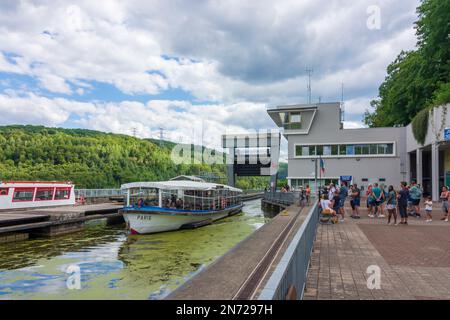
[0,0,420,157]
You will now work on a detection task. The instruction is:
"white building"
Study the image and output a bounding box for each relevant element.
[267,102,450,201]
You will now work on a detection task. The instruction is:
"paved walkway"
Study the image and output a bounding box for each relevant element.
[303,205,450,300]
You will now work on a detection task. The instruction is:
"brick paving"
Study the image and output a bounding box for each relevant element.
[303,205,450,300]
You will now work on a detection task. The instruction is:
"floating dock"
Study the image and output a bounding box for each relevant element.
[0,203,123,241]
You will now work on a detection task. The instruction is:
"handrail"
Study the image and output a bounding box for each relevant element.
[263,191,298,205]
[258,202,319,300]
[75,189,123,198]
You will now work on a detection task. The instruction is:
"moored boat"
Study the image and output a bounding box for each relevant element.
[119,177,243,234]
[0,180,75,210]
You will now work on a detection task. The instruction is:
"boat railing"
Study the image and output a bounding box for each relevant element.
[263,190,298,206]
[75,189,123,198]
[158,192,242,211]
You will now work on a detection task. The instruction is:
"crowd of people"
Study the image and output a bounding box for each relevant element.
[318,181,450,225]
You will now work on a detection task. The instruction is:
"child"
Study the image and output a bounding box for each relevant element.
[424,196,433,222]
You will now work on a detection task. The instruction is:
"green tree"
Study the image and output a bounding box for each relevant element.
[364,0,450,127]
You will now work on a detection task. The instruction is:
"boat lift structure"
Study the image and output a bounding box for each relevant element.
[221,131,281,192]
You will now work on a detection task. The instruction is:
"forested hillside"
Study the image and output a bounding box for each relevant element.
[0,125,225,188]
[364,0,449,127]
[0,125,283,190]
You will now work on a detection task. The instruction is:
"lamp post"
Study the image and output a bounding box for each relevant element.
[314,157,318,199]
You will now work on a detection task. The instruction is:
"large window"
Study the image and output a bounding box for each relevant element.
[331,145,339,155]
[13,188,35,202]
[290,113,301,123]
[346,145,355,155]
[316,145,323,156]
[55,187,71,200]
[295,143,394,157]
[284,112,302,130]
[35,188,55,201]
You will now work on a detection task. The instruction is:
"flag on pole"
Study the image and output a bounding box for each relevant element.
[320,157,325,174]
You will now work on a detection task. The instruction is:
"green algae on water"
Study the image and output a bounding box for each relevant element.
[0,199,267,300]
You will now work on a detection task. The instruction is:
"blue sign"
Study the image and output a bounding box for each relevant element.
[444,128,450,141]
[340,175,353,182]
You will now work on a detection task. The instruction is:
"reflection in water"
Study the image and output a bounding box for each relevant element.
[0,199,269,300]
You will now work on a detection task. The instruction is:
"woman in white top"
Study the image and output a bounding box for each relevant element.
[328,183,336,201]
[320,194,336,213]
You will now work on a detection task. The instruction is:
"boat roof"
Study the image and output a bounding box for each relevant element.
[0,180,73,186]
[169,175,205,182]
[121,180,242,192]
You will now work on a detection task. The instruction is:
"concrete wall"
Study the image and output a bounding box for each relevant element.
[446,149,450,186]
[285,103,406,189]
[406,103,450,152]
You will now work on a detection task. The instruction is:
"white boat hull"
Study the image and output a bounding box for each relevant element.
[122,206,242,234]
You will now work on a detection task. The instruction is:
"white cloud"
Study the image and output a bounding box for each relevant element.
[0,91,272,151]
[0,0,421,136]
[0,92,71,126]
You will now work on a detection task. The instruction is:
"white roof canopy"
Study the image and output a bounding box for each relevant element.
[121,180,242,193]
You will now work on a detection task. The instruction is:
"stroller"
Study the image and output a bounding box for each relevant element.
[319,207,338,224]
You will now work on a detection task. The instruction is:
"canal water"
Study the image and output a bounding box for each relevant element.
[0,199,271,300]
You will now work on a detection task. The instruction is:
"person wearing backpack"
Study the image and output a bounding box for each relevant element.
[409,181,422,218]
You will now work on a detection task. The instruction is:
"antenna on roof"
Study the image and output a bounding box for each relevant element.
[306,68,313,104]
[340,83,345,122]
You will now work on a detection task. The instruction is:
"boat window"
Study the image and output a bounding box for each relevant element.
[13,188,35,202]
[55,187,71,200]
[35,188,55,201]
[0,188,9,196]
[130,188,158,207]
[161,189,184,209]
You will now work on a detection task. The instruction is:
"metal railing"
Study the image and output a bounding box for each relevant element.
[75,189,123,198]
[263,191,299,206]
[258,202,319,300]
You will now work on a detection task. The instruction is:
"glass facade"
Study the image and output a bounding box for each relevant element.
[295,143,394,157]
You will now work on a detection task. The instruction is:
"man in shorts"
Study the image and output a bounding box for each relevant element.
[409,181,422,218]
[338,181,348,222]
[371,183,385,218]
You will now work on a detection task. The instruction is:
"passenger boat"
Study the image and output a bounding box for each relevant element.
[0,181,75,210]
[120,176,243,234]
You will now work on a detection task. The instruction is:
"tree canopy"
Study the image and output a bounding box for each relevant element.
[0,125,283,190]
[364,0,450,127]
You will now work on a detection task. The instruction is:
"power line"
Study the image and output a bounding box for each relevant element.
[131,127,137,137]
[159,127,164,146]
